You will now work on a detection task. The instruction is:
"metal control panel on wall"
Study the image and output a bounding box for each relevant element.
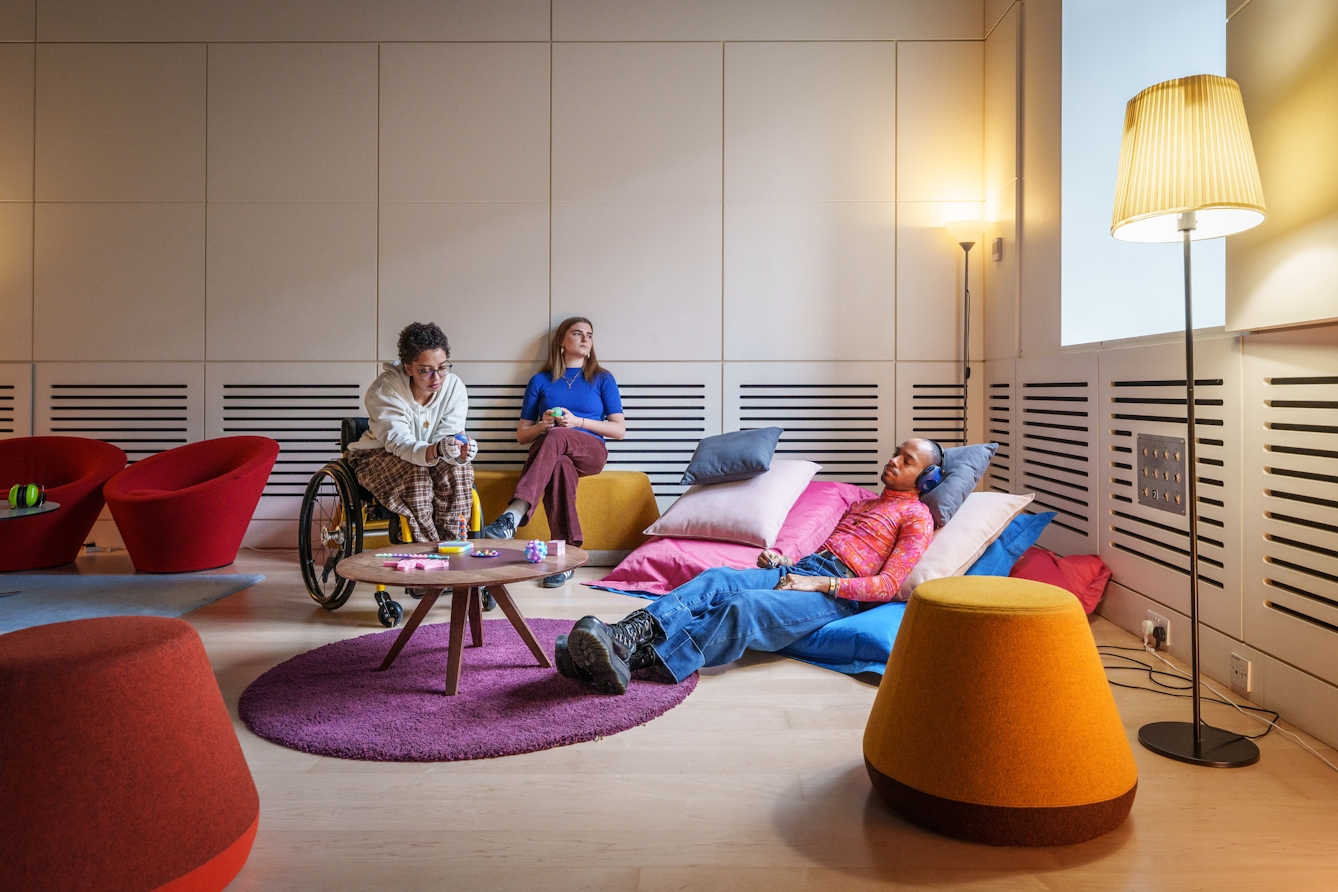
[1137,434,1186,515]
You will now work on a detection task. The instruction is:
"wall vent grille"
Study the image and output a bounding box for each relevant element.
[1257,374,1338,644]
[0,383,14,435]
[1105,377,1229,590]
[220,383,363,497]
[39,380,196,463]
[737,383,883,488]
[906,382,965,447]
[987,381,1013,492]
[1019,379,1092,538]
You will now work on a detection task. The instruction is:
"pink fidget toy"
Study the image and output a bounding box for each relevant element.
[383,557,450,571]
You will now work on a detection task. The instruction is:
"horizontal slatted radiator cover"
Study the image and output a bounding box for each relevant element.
[1020,379,1093,541]
[220,383,363,499]
[738,383,884,489]
[1105,377,1229,591]
[907,382,965,447]
[984,360,1016,494]
[1258,374,1338,647]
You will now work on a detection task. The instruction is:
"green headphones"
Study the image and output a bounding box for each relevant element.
[8,483,45,509]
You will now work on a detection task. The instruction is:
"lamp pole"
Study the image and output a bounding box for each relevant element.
[959,239,975,444]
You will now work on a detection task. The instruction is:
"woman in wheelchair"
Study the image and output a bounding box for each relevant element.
[346,322,477,543]
[479,316,625,587]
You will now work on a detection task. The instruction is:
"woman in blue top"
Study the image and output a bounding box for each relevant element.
[480,317,625,586]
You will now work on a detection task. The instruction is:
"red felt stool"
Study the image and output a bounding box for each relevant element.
[0,617,259,892]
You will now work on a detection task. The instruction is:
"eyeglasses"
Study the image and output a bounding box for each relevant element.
[413,363,453,377]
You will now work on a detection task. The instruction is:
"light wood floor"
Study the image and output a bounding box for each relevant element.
[82,548,1338,891]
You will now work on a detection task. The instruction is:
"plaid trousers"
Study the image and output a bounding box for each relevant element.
[350,449,473,543]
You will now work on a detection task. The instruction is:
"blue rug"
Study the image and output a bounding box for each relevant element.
[0,573,265,635]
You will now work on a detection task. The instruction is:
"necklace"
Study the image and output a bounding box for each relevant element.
[561,367,581,388]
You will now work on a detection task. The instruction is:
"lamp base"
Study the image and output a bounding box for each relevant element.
[1138,721,1260,768]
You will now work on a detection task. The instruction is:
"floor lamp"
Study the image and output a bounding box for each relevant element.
[1111,74,1267,768]
[945,219,985,445]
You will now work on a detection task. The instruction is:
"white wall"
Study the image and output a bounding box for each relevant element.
[0,0,990,541]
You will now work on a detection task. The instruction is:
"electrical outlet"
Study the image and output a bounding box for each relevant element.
[1147,610,1171,650]
[1231,652,1253,694]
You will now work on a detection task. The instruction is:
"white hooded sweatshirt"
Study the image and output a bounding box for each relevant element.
[348,361,469,467]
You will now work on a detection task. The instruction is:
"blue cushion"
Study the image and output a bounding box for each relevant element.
[779,601,908,675]
[920,442,998,528]
[965,511,1056,576]
[680,427,783,486]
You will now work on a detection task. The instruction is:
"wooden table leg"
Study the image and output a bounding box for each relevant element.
[486,584,553,669]
[467,586,483,647]
[444,585,470,696]
[376,587,441,672]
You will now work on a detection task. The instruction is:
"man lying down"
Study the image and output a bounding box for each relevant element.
[555,438,941,695]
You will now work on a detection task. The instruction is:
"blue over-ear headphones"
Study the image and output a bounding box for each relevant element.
[915,441,944,494]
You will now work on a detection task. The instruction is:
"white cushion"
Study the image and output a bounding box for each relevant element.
[898,492,1035,599]
[644,460,821,548]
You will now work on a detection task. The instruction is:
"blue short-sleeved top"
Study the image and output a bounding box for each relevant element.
[520,369,623,440]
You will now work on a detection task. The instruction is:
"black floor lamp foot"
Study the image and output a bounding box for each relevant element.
[1139,721,1260,768]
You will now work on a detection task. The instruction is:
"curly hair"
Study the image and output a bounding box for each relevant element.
[397,322,450,366]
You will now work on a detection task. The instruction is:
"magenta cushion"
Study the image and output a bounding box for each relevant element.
[595,480,875,595]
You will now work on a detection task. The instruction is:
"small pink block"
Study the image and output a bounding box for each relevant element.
[547,540,566,554]
[389,557,450,571]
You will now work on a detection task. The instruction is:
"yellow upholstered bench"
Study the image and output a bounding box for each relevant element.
[473,470,660,565]
[864,576,1137,847]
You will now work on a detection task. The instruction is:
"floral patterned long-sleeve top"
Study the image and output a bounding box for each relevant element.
[821,488,935,603]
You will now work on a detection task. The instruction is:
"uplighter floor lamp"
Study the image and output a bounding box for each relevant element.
[945,219,985,444]
[1111,74,1267,768]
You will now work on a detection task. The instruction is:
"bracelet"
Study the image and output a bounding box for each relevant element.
[828,577,838,597]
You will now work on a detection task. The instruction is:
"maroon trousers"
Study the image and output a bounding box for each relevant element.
[513,428,607,546]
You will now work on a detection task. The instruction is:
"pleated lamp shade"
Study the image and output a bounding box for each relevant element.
[1111,74,1266,242]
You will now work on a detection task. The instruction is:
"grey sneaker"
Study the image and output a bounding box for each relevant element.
[541,569,575,588]
[479,512,516,539]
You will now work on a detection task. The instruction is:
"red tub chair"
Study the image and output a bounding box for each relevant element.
[104,436,279,573]
[0,437,127,572]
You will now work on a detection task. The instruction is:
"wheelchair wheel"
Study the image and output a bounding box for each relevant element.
[298,464,362,609]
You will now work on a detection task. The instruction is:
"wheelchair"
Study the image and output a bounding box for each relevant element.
[297,417,490,628]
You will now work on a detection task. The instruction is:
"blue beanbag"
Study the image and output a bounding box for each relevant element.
[964,510,1056,576]
[779,511,1056,675]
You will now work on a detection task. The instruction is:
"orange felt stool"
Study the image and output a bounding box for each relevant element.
[0,617,259,891]
[864,577,1137,846]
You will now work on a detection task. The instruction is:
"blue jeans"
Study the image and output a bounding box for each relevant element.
[644,554,869,682]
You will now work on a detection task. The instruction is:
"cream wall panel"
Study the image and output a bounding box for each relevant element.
[986,0,1014,35]
[724,42,896,201]
[896,200,986,363]
[1096,338,1244,640]
[34,202,204,362]
[0,203,31,362]
[379,201,550,363]
[896,359,983,449]
[897,41,983,203]
[379,43,549,203]
[0,44,33,200]
[724,200,895,362]
[208,43,377,203]
[984,180,1018,360]
[206,202,376,361]
[35,43,204,202]
[984,2,1019,197]
[554,0,983,41]
[553,42,722,202]
[0,0,32,41]
[35,3,549,44]
[725,360,896,492]
[552,200,722,362]
[0,362,32,439]
[1020,0,1062,357]
[1015,350,1099,553]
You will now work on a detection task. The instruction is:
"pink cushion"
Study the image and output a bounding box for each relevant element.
[597,480,874,595]
[1009,546,1112,614]
[643,459,820,548]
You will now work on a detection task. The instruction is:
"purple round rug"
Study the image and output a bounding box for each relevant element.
[239,618,696,761]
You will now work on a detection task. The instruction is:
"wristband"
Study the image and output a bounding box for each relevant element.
[828,577,838,597]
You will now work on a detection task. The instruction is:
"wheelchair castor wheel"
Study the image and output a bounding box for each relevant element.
[482,591,496,612]
[373,586,404,628]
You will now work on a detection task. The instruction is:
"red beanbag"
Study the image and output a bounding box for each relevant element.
[1009,546,1111,614]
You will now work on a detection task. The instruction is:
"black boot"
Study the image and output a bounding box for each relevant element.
[627,643,675,683]
[554,634,590,681]
[567,610,661,695]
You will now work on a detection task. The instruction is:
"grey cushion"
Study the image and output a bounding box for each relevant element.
[920,442,999,528]
[680,427,784,486]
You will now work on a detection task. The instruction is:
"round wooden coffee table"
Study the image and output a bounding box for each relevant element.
[336,540,587,695]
